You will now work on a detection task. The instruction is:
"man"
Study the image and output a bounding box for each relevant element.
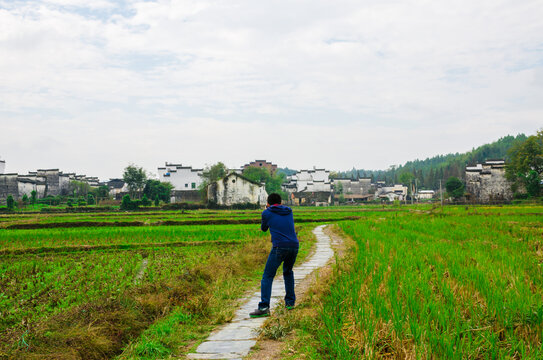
[250,193,299,318]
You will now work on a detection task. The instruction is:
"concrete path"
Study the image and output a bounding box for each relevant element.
[187,225,334,360]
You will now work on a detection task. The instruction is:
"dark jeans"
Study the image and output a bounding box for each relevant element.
[259,246,298,309]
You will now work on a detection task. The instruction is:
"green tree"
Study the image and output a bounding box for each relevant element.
[525,170,541,197]
[141,194,151,206]
[87,194,95,205]
[92,185,110,202]
[199,162,228,200]
[30,190,37,205]
[242,167,286,198]
[143,180,173,203]
[201,162,227,184]
[120,194,134,210]
[6,195,15,211]
[335,181,344,195]
[123,164,147,199]
[506,130,543,196]
[154,195,160,207]
[445,177,465,200]
[22,194,29,206]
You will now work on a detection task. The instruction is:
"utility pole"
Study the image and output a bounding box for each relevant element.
[439,179,443,208]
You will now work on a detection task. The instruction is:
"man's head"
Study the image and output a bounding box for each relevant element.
[267,193,282,206]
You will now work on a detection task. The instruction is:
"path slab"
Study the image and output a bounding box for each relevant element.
[187,225,333,360]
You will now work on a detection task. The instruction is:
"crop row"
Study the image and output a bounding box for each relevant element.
[313,209,542,358]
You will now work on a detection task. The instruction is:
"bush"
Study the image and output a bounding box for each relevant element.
[87,194,95,205]
[6,195,15,211]
[141,194,151,206]
[120,195,140,210]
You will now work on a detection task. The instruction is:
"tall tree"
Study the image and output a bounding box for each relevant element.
[123,164,147,199]
[445,177,465,200]
[199,162,228,200]
[143,180,173,203]
[506,130,543,196]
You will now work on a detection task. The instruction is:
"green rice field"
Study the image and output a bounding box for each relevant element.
[1,205,542,359]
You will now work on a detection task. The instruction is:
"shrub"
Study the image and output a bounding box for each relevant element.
[6,195,15,211]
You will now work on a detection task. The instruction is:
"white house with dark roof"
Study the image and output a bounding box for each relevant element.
[465,159,513,202]
[0,159,5,174]
[283,168,332,193]
[157,162,204,191]
[207,172,267,206]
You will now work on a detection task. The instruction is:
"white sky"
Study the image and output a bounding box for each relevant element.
[1,0,542,180]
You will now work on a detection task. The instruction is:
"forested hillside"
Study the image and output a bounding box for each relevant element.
[335,134,527,190]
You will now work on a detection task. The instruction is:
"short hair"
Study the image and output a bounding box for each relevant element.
[267,193,282,205]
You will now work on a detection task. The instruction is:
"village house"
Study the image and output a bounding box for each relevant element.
[157,162,205,203]
[0,160,100,204]
[465,159,513,203]
[375,184,408,201]
[332,178,374,203]
[207,172,267,206]
[107,178,128,199]
[282,168,333,205]
[243,160,277,174]
[416,190,435,200]
[0,159,5,174]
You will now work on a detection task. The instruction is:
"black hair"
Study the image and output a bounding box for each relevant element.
[267,193,282,205]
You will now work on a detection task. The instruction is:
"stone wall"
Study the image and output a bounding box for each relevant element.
[0,174,19,203]
[208,174,267,206]
[466,166,513,203]
[171,190,202,203]
[37,169,61,196]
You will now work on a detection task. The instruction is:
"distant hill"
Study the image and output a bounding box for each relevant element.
[336,134,528,190]
[277,167,297,177]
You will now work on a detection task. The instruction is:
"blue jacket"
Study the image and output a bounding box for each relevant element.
[261,205,299,248]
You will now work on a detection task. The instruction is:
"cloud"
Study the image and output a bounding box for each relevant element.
[0,0,542,179]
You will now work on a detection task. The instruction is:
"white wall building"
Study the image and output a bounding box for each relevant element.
[377,184,408,201]
[284,168,331,193]
[157,162,203,191]
[416,190,435,200]
[0,160,5,174]
[208,173,267,206]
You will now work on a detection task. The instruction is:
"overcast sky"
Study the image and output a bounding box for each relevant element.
[1,0,542,180]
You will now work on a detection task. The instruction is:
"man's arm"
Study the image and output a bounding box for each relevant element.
[261,211,269,232]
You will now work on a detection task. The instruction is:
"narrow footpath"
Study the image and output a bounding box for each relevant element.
[187,224,334,360]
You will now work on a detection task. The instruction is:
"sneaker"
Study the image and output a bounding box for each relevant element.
[285,305,295,310]
[249,307,270,318]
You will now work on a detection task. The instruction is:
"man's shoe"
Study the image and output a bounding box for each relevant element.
[286,305,295,310]
[249,307,270,318]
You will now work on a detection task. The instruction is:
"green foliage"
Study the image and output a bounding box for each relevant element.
[141,194,151,206]
[92,185,110,201]
[143,180,173,203]
[335,181,343,194]
[120,194,137,210]
[123,164,147,199]
[70,180,91,197]
[445,177,465,200]
[154,195,160,207]
[525,170,541,197]
[338,134,527,189]
[199,162,228,200]
[506,130,543,197]
[242,167,287,199]
[87,194,95,205]
[30,190,37,205]
[22,194,29,205]
[6,195,15,211]
[201,162,227,184]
